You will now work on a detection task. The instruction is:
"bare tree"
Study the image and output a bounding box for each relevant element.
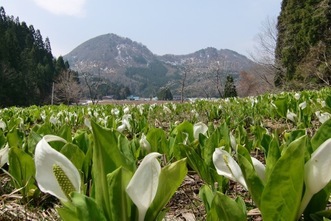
[54,70,81,105]
[244,16,279,95]
[178,63,194,102]
[81,70,108,104]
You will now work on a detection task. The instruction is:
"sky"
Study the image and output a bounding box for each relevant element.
[1,0,282,58]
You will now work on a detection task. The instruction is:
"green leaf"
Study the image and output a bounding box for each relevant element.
[7,128,23,148]
[273,96,288,118]
[203,126,224,168]
[237,145,264,208]
[146,128,167,154]
[106,167,134,221]
[199,184,215,213]
[311,119,331,151]
[8,147,36,199]
[57,206,79,221]
[260,135,307,221]
[60,143,85,171]
[265,135,281,181]
[171,121,194,159]
[179,144,213,185]
[145,158,188,221]
[91,120,133,220]
[58,124,72,143]
[71,192,107,221]
[207,192,246,221]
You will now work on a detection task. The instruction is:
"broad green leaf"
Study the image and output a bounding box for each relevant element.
[237,145,264,208]
[207,192,246,221]
[260,135,307,221]
[325,96,331,109]
[91,120,133,220]
[58,124,72,143]
[203,126,223,168]
[285,129,306,146]
[107,167,134,221]
[179,143,212,185]
[70,192,107,221]
[273,96,288,118]
[265,135,281,181]
[7,128,23,148]
[8,147,36,199]
[26,130,42,153]
[171,121,194,159]
[146,128,167,154]
[117,133,135,167]
[57,206,79,221]
[311,119,331,151]
[145,158,187,221]
[0,131,6,148]
[73,132,90,154]
[60,143,85,171]
[199,184,215,213]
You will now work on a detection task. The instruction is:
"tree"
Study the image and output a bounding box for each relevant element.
[53,70,81,105]
[275,0,331,88]
[0,7,60,107]
[157,87,173,100]
[249,16,278,91]
[223,75,237,98]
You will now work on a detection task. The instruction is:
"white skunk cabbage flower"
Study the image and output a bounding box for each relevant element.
[0,120,6,130]
[286,110,297,122]
[297,138,331,218]
[163,105,171,114]
[117,114,132,132]
[251,157,266,183]
[126,152,162,221]
[315,111,331,124]
[299,101,307,110]
[84,118,92,130]
[294,93,301,100]
[0,144,9,167]
[230,131,237,151]
[123,106,130,114]
[111,108,120,116]
[213,148,266,189]
[213,148,248,189]
[34,135,81,202]
[139,133,151,152]
[193,122,208,140]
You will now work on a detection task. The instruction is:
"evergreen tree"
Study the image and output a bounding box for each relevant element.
[275,0,331,88]
[223,75,237,98]
[157,87,173,100]
[0,7,71,107]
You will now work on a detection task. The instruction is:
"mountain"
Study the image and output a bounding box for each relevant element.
[64,33,255,98]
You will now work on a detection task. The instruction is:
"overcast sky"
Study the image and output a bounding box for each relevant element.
[1,0,282,58]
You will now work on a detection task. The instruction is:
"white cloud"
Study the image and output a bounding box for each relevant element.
[33,0,86,17]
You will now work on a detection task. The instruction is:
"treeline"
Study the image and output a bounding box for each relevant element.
[0,7,69,107]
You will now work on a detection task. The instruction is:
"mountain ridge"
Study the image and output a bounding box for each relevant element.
[64,33,255,98]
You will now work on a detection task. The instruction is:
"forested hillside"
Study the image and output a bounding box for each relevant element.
[275,0,331,88]
[0,7,70,107]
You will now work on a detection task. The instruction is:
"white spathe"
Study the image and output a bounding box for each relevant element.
[139,133,151,152]
[193,122,208,140]
[34,135,81,202]
[298,138,331,218]
[0,144,9,167]
[213,148,248,189]
[126,152,162,221]
[213,148,266,189]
